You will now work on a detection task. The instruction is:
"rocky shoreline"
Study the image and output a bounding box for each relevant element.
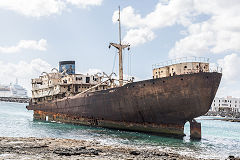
[0,137,239,160]
[0,137,199,160]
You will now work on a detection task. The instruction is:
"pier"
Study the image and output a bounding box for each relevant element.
[0,97,30,103]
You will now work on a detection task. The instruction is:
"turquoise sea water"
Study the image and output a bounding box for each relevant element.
[0,101,239,159]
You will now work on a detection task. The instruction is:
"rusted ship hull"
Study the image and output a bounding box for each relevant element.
[27,72,222,137]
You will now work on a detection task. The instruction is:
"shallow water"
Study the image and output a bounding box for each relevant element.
[0,101,239,159]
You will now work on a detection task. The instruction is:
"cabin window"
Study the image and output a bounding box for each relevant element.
[75,86,78,92]
[86,77,90,83]
[76,77,82,81]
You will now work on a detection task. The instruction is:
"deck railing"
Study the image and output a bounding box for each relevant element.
[152,57,222,73]
[152,57,210,69]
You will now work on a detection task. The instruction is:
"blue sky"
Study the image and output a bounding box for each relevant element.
[0,0,240,97]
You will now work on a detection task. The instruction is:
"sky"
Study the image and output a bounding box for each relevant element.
[0,0,239,98]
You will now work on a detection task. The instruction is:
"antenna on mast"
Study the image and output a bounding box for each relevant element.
[109,6,130,87]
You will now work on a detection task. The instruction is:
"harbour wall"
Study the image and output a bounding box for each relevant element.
[0,97,30,103]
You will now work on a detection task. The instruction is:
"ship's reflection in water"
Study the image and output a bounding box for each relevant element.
[0,102,239,159]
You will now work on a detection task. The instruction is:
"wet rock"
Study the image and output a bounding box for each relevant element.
[153,151,169,157]
[228,156,240,160]
[53,147,100,156]
[0,137,200,160]
[130,150,140,155]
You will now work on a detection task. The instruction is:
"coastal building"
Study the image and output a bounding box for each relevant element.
[0,80,28,98]
[210,97,240,113]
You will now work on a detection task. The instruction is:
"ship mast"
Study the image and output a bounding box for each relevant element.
[109,6,130,86]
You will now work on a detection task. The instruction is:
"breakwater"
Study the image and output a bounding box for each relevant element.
[0,97,29,103]
[206,111,240,119]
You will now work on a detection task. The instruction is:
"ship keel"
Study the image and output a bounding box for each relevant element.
[34,110,185,137]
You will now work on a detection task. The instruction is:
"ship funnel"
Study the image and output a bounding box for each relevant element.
[59,61,75,75]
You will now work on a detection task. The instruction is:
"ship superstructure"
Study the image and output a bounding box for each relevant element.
[31,62,109,104]
[152,57,210,78]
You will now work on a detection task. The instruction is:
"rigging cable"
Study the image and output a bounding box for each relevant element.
[129,49,132,78]
[123,49,125,80]
[127,49,130,80]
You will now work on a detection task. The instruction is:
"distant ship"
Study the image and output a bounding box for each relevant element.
[27,7,222,139]
[0,79,28,98]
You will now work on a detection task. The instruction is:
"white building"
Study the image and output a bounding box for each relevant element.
[210,97,240,113]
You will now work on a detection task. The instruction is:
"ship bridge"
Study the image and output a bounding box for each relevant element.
[152,57,222,79]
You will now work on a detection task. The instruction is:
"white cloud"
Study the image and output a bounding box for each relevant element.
[112,0,195,46]
[215,53,240,98]
[0,39,47,53]
[66,0,103,8]
[0,58,52,96]
[123,28,155,47]
[217,53,240,82]
[83,68,102,75]
[0,0,103,17]
[168,0,240,58]
[0,0,66,17]
[114,0,240,58]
